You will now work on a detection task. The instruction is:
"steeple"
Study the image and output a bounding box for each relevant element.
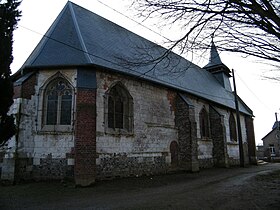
[203,39,232,91]
[205,39,223,68]
[204,39,231,75]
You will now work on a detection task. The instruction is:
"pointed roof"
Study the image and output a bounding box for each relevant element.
[204,40,231,76]
[272,121,280,130]
[261,122,280,140]
[17,2,252,116]
[205,40,223,67]
[22,2,91,67]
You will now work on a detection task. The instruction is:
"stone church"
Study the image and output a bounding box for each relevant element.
[1,2,256,186]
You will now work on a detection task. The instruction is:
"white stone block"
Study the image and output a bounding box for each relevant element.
[165,155,171,164]
[33,158,41,165]
[96,158,101,165]
[67,158,75,166]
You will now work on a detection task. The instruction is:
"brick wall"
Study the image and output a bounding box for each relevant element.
[22,74,37,99]
[75,88,96,186]
[245,116,257,164]
[13,85,21,99]
[13,73,37,99]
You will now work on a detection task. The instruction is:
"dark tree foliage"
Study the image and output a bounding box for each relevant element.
[0,0,21,146]
[134,0,280,65]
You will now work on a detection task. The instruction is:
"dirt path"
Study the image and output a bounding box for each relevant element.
[1,163,280,210]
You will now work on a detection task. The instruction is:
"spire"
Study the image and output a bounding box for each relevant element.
[209,40,222,67]
[204,39,223,68]
[203,38,232,91]
[203,39,231,77]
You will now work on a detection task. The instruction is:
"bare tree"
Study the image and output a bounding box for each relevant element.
[0,0,21,146]
[133,0,280,65]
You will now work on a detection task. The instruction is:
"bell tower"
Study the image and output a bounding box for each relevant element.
[203,40,232,91]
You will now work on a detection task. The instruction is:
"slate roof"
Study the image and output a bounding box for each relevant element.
[272,121,280,130]
[204,40,224,69]
[203,40,231,76]
[18,1,253,116]
[261,122,280,140]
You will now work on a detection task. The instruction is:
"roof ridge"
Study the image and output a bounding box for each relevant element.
[68,2,92,63]
[15,2,253,116]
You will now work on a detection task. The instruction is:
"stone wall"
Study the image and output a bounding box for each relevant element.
[2,67,256,183]
[209,106,228,168]
[262,129,280,159]
[226,113,248,166]
[1,70,77,182]
[175,94,199,171]
[96,154,167,179]
[95,71,176,179]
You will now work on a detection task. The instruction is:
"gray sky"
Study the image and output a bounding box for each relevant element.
[11,0,280,145]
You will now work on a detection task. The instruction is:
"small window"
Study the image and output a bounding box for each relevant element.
[199,107,210,138]
[229,113,237,141]
[269,144,275,155]
[44,78,73,127]
[105,83,133,133]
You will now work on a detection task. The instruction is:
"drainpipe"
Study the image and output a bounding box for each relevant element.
[275,112,279,130]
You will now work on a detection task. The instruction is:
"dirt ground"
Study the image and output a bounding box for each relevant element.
[0,162,279,210]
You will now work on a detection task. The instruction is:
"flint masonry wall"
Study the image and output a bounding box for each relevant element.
[189,98,249,168]
[2,70,77,182]
[95,71,177,179]
[32,70,76,180]
[2,68,254,183]
[209,106,228,167]
[175,94,199,172]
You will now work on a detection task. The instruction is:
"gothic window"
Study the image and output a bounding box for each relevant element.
[229,113,237,141]
[106,83,133,133]
[199,107,210,138]
[44,78,73,126]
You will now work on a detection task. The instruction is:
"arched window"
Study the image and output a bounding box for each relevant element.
[44,78,73,126]
[229,113,237,141]
[106,83,133,133]
[199,107,210,138]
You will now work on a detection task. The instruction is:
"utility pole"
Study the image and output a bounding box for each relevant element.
[275,112,279,130]
[232,69,244,167]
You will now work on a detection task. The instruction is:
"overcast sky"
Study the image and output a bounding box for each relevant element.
[11,0,280,145]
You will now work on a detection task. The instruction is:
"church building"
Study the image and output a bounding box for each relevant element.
[1,2,256,186]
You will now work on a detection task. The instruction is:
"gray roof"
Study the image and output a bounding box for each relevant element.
[272,121,280,130]
[203,40,231,76]
[19,1,252,116]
